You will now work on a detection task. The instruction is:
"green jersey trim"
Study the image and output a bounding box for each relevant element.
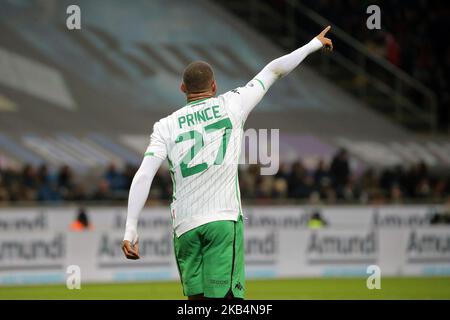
[254,78,265,91]
[167,158,176,201]
[144,152,154,157]
[234,122,244,215]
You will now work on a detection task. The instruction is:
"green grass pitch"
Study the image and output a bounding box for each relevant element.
[1,277,450,300]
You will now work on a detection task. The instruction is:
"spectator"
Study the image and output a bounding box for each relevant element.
[70,208,93,231]
[104,163,126,191]
[330,148,350,194]
[21,164,37,189]
[288,161,308,198]
[314,159,329,188]
[307,210,328,229]
[58,165,75,200]
[390,184,404,204]
[273,176,288,198]
[385,32,401,67]
[123,163,137,190]
[37,164,50,185]
[91,179,111,201]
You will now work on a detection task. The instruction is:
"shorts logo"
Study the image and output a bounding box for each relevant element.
[235,282,244,291]
[209,279,229,285]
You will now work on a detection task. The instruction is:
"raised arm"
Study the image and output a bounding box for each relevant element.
[255,26,333,90]
[227,26,333,121]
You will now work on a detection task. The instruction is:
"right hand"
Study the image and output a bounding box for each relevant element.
[316,25,333,51]
[121,239,140,260]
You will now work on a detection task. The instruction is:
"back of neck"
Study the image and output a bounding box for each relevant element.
[186,92,214,103]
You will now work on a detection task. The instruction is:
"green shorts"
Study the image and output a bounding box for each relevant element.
[173,215,245,299]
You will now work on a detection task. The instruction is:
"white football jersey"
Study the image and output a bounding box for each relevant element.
[145,79,267,237]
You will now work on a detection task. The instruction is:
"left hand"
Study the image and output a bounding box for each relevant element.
[121,239,140,260]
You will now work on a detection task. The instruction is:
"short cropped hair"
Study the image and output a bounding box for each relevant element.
[182,61,214,93]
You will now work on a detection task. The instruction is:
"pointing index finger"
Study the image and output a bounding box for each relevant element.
[320,25,331,37]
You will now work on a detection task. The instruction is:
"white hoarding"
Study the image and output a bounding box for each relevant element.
[0,205,449,285]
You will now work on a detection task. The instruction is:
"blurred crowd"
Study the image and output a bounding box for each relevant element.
[239,149,450,204]
[1,149,449,204]
[0,163,137,203]
[270,0,449,131]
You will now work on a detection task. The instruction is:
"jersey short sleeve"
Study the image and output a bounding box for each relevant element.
[144,121,168,160]
[220,78,267,123]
